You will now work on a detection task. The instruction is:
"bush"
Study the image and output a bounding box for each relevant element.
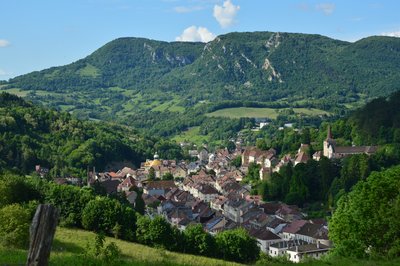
[0,203,31,248]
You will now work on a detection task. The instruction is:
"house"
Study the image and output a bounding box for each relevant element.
[35,165,49,178]
[281,220,308,240]
[294,222,331,246]
[248,227,283,253]
[142,194,161,208]
[204,216,225,235]
[286,242,330,263]
[276,204,304,222]
[210,196,228,211]
[143,180,177,197]
[266,216,287,234]
[312,151,322,161]
[99,179,121,195]
[273,154,292,173]
[204,215,237,235]
[117,167,136,178]
[198,148,209,163]
[195,184,219,202]
[171,165,187,178]
[117,176,136,192]
[323,126,378,159]
[247,212,269,228]
[192,201,215,223]
[188,150,199,158]
[294,152,309,166]
[216,178,242,195]
[126,191,138,206]
[187,162,200,174]
[223,198,252,223]
[269,239,308,258]
[239,206,264,224]
[242,147,277,167]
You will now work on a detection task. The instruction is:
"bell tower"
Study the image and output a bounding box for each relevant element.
[323,126,335,158]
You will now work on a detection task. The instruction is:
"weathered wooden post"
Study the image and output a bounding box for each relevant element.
[26,204,59,266]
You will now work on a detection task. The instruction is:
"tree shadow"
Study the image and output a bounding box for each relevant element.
[51,239,85,254]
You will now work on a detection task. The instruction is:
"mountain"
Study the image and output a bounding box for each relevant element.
[2,31,400,136]
[6,32,400,101]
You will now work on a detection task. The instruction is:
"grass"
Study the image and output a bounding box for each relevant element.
[206,107,330,119]
[152,99,185,113]
[172,126,209,146]
[207,107,279,119]
[0,227,242,266]
[78,64,100,78]
[0,87,29,97]
[292,108,330,116]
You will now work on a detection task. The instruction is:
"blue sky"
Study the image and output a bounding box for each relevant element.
[1,0,399,81]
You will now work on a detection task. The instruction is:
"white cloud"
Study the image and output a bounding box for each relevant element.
[213,0,240,28]
[175,26,216,42]
[174,6,205,13]
[0,39,10,47]
[316,3,335,15]
[0,69,8,76]
[381,30,400,37]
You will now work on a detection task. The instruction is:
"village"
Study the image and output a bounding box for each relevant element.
[35,128,378,263]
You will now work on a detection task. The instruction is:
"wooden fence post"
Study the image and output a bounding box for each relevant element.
[26,204,59,266]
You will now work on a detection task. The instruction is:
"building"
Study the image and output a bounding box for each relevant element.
[286,242,330,263]
[323,126,378,159]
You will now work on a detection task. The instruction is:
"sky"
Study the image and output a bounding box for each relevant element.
[1,0,399,81]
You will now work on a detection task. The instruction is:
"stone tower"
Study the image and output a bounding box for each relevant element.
[323,126,335,158]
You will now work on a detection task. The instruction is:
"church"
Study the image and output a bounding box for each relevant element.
[322,126,378,159]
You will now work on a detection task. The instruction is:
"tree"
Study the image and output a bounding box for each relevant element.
[230,155,242,168]
[45,182,94,227]
[136,215,178,251]
[81,196,136,241]
[329,165,400,258]
[0,174,42,208]
[0,203,31,248]
[183,224,216,257]
[226,141,236,152]
[148,167,156,180]
[215,228,260,263]
[161,172,174,180]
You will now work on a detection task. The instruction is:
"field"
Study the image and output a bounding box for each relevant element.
[172,126,211,146]
[206,107,330,119]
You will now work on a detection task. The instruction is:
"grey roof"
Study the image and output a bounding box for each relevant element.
[287,243,330,253]
[248,228,281,241]
[270,239,308,249]
[334,145,378,154]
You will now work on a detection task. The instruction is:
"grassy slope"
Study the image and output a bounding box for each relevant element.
[1,227,399,266]
[0,227,241,266]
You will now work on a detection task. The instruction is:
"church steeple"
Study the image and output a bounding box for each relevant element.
[323,125,335,158]
[326,125,333,140]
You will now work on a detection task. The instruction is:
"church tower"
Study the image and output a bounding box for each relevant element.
[323,125,335,158]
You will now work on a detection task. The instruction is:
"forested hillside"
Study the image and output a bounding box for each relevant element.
[0,93,182,177]
[6,32,400,103]
[2,32,400,138]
